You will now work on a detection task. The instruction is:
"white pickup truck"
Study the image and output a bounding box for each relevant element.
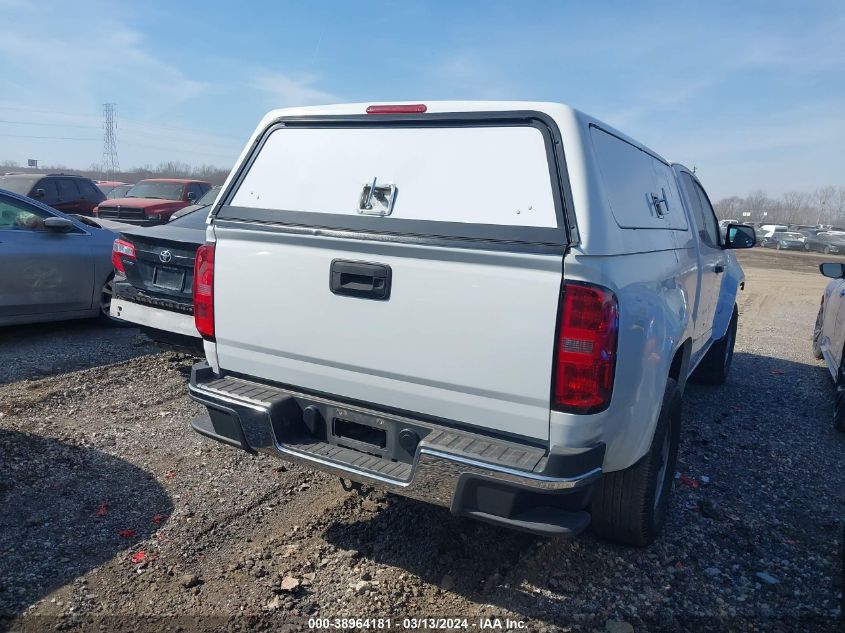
[188,102,755,546]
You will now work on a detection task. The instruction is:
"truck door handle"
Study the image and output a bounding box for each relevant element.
[714,264,725,274]
[330,260,392,300]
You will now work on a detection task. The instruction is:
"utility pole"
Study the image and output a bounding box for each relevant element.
[101,103,120,178]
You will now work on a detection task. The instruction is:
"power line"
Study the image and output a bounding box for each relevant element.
[0,117,238,148]
[0,118,99,129]
[0,104,245,142]
[120,139,236,160]
[0,104,93,117]
[0,133,98,141]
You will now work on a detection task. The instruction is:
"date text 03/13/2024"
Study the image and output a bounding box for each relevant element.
[306,617,527,630]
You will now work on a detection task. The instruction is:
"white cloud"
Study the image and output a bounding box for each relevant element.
[0,6,209,114]
[250,71,340,107]
[426,52,520,99]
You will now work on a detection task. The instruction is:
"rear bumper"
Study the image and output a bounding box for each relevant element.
[111,297,199,338]
[188,362,604,536]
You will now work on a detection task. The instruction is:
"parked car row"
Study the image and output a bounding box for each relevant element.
[0,174,217,328]
[0,172,214,225]
[801,231,845,254]
[740,222,845,255]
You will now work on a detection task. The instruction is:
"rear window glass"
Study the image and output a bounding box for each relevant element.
[229,125,558,228]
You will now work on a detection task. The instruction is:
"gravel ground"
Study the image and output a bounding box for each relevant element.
[0,249,842,632]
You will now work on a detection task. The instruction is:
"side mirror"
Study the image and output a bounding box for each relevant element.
[43,217,76,232]
[32,188,46,199]
[724,224,756,249]
[820,262,845,279]
[187,192,197,202]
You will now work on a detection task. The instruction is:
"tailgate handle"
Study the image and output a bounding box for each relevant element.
[330,260,392,300]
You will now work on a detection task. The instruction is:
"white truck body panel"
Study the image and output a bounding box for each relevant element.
[201,100,744,473]
[213,231,562,440]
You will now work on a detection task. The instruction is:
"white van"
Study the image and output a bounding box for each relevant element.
[185,102,755,546]
[760,224,789,235]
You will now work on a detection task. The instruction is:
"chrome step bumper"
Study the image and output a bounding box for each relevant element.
[188,363,604,536]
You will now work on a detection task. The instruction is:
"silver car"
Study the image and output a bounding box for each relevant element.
[0,188,124,326]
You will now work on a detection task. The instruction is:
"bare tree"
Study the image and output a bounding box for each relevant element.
[713,196,744,220]
[781,191,811,224]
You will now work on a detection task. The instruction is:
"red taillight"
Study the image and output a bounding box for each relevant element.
[553,282,618,413]
[193,243,215,339]
[366,104,427,114]
[111,238,135,273]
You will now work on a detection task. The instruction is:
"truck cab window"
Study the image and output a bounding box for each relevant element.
[681,173,719,248]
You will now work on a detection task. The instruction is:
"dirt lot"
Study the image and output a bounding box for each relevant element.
[0,248,843,632]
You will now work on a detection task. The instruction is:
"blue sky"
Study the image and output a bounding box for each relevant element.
[0,0,842,199]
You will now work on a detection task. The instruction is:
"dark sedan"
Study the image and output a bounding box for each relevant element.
[762,231,805,251]
[804,232,845,255]
[110,204,207,349]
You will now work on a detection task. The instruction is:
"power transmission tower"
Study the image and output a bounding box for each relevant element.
[101,103,120,177]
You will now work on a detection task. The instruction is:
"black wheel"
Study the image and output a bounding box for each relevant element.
[691,307,738,385]
[840,525,844,617]
[591,377,682,547]
[835,385,845,433]
[97,275,128,327]
[812,305,824,359]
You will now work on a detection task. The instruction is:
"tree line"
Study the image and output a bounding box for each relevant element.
[712,187,845,227]
[0,160,231,186]
[3,158,843,227]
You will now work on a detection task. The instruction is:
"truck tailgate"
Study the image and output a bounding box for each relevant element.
[213,230,562,440]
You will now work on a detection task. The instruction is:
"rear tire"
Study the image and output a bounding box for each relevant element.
[97,275,128,327]
[835,385,845,433]
[825,246,832,255]
[590,378,682,547]
[691,307,738,385]
[812,305,824,360]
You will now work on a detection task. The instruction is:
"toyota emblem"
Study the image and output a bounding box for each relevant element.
[159,250,172,263]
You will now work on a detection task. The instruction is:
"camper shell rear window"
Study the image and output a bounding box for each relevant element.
[215,113,572,249]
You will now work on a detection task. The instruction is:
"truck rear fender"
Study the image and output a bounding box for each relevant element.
[550,249,691,472]
[713,254,744,340]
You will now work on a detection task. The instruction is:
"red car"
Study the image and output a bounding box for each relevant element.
[94,178,211,225]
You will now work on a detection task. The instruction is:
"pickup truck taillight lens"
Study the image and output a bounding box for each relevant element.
[111,239,135,273]
[553,282,618,413]
[193,244,215,339]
